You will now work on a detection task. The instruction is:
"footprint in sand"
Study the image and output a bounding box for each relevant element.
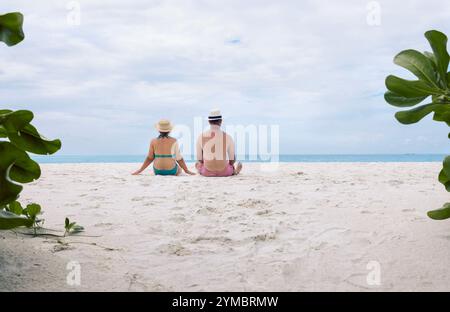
[255,209,271,216]
[237,199,270,209]
[192,236,233,244]
[196,207,218,215]
[94,222,113,228]
[169,214,186,222]
[388,180,404,186]
[157,243,191,256]
[252,232,277,242]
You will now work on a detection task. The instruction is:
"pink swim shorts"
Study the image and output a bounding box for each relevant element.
[198,164,234,177]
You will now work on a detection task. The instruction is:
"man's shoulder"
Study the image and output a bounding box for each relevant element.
[197,131,208,139]
[223,132,234,141]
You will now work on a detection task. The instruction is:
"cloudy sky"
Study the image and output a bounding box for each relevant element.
[1,0,449,155]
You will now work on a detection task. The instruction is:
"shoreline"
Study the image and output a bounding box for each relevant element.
[30,154,448,165]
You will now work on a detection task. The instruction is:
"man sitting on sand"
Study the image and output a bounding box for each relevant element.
[195,109,242,177]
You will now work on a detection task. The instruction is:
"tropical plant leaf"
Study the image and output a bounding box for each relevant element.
[384,91,428,107]
[0,210,33,229]
[64,217,84,235]
[433,109,450,126]
[0,12,24,46]
[394,49,441,89]
[437,156,450,192]
[385,75,439,98]
[427,203,450,220]
[394,103,441,124]
[0,141,41,206]
[0,110,32,130]
[24,203,41,219]
[425,30,449,87]
[424,51,437,68]
[8,152,41,183]
[438,169,450,192]
[7,201,23,215]
[0,110,61,155]
[0,125,6,138]
[71,225,84,234]
[443,155,450,178]
[10,123,62,155]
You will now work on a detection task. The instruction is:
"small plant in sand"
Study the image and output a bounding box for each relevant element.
[64,218,84,237]
[0,12,61,230]
[384,30,450,219]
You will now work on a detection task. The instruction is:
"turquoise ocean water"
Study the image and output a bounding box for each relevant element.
[31,154,447,164]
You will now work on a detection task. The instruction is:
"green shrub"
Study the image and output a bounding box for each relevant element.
[0,12,62,230]
[385,30,450,219]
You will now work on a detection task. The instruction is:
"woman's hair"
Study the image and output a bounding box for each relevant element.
[158,131,170,139]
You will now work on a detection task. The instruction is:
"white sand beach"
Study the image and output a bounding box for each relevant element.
[1,162,450,291]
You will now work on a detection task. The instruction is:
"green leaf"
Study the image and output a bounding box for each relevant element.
[9,153,41,183]
[424,51,437,68]
[437,156,450,192]
[425,30,449,87]
[65,217,70,228]
[7,201,23,215]
[433,110,450,121]
[438,169,450,192]
[71,225,84,234]
[0,210,33,229]
[0,12,24,47]
[0,140,41,207]
[385,75,439,98]
[0,110,32,129]
[394,103,441,124]
[428,203,450,220]
[25,203,41,218]
[394,49,441,89]
[433,109,450,126]
[0,126,6,138]
[11,123,61,155]
[443,156,450,178]
[1,110,61,155]
[384,91,427,107]
[0,142,25,206]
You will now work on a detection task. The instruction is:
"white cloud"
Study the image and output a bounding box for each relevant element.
[0,0,449,154]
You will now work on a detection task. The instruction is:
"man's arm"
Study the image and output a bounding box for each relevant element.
[227,135,236,166]
[196,135,204,163]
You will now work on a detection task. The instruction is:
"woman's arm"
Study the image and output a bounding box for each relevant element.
[173,140,195,175]
[177,158,195,175]
[132,140,155,175]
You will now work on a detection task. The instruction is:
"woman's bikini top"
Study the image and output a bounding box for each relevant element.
[154,154,175,159]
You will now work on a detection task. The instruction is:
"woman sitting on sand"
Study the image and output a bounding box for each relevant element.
[132,120,195,176]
